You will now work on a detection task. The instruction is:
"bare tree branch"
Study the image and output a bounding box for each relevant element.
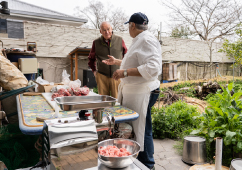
[74,0,128,32]
[160,0,242,78]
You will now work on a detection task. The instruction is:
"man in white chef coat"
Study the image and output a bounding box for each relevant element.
[102,12,162,170]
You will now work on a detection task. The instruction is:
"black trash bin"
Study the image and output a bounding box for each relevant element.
[83,69,97,88]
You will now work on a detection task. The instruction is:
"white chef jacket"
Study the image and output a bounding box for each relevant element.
[118,30,162,151]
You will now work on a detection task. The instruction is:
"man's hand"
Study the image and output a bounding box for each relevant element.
[93,71,97,77]
[113,69,125,80]
[102,55,116,65]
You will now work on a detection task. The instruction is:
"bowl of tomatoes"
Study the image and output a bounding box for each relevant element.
[98,138,140,168]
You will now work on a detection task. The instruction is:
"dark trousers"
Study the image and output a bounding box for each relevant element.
[137,88,159,169]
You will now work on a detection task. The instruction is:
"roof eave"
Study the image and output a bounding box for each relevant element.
[0,9,87,26]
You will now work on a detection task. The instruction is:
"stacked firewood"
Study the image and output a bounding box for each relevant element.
[194,80,221,99]
[160,90,181,105]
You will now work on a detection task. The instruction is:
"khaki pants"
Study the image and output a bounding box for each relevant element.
[95,72,120,98]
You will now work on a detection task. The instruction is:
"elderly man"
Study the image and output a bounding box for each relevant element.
[102,12,162,170]
[88,21,127,98]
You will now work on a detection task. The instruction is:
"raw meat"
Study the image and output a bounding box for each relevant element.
[98,145,131,157]
[51,93,59,101]
[80,86,90,95]
[73,86,90,96]
[58,88,71,96]
[51,88,71,100]
[51,86,90,100]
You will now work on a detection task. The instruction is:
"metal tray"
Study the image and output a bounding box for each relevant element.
[54,95,117,111]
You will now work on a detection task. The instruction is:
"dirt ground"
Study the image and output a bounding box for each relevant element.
[154,76,242,113]
[183,96,207,113]
[154,96,207,113]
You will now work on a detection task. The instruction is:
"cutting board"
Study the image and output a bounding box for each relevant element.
[42,91,99,111]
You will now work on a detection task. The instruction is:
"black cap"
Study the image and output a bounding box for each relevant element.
[124,12,149,25]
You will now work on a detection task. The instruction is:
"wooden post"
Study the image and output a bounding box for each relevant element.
[239,66,241,76]
[70,55,73,81]
[186,62,188,81]
[75,53,78,80]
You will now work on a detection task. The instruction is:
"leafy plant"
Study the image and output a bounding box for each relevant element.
[204,93,215,101]
[190,82,242,166]
[152,100,200,139]
[0,124,39,170]
[160,82,197,98]
[172,82,195,91]
[171,26,194,39]
[178,88,196,98]
[219,23,242,67]
[234,83,242,92]
[93,87,98,94]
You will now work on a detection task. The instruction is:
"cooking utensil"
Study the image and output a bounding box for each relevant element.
[98,138,140,168]
[36,117,49,122]
[182,136,207,164]
[230,158,242,170]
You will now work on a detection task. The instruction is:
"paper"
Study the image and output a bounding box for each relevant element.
[42,93,62,111]
[54,102,61,118]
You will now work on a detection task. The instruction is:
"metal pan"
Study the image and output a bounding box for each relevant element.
[54,95,117,111]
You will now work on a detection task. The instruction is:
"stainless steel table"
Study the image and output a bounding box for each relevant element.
[91,160,149,170]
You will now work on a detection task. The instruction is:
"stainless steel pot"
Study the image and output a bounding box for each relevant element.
[182,136,207,164]
[230,158,242,170]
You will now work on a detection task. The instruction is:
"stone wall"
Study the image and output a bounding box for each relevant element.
[37,57,89,83]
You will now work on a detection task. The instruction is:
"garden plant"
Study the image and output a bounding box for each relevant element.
[153,80,242,166]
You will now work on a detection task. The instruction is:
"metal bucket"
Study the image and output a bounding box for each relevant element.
[230,158,242,170]
[182,136,207,164]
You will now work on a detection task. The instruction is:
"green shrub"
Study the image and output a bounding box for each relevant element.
[172,82,195,91]
[204,93,215,101]
[190,82,242,166]
[93,87,98,94]
[0,124,39,170]
[152,100,200,139]
[161,82,197,98]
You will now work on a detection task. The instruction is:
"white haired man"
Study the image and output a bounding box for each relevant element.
[102,12,162,170]
[88,21,127,98]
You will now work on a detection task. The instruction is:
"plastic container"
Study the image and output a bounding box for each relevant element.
[7,52,36,81]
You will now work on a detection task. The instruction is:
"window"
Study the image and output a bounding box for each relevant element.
[0,19,24,39]
[0,19,7,33]
[7,20,24,39]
